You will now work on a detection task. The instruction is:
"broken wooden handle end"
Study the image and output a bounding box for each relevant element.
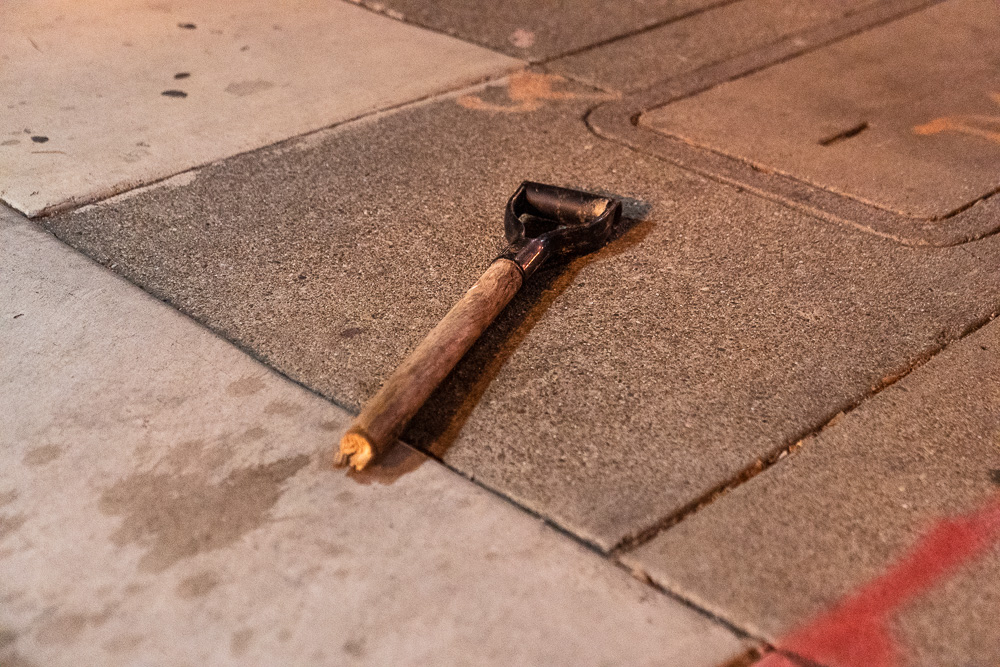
[333,259,524,472]
[335,430,375,471]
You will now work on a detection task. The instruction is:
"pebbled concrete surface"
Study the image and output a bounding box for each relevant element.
[0,0,519,217]
[0,205,749,667]
[548,0,879,93]
[624,318,1000,666]
[43,75,1000,551]
[344,0,727,61]
[640,0,1000,220]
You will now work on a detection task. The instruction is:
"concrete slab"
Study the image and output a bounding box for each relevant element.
[42,75,1000,551]
[0,206,748,666]
[0,0,520,217]
[548,0,879,93]
[623,319,1000,666]
[585,0,994,247]
[345,0,726,61]
[640,0,1000,220]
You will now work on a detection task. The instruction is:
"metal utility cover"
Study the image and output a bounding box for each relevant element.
[640,0,1000,221]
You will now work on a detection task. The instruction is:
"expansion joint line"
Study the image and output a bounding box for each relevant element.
[612,309,1000,556]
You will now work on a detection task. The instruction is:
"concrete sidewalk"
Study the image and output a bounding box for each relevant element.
[4,0,1000,664]
[0,207,747,664]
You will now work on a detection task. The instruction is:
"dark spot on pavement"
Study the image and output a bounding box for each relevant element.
[12,313,23,319]
[22,444,63,466]
[225,80,275,97]
[123,583,146,598]
[244,426,267,441]
[319,420,342,432]
[161,90,187,98]
[227,375,266,397]
[0,649,39,667]
[322,541,346,557]
[34,608,112,645]
[231,628,253,656]
[178,22,196,29]
[340,327,365,339]
[346,445,424,486]
[0,628,16,649]
[174,72,190,79]
[100,454,309,571]
[990,469,1000,486]
[1,140,19,146]
[343,637,366,657]
[0,514,26,542]
[176,570,220,599]
[30,136,48,143]
[264,400,302,416]
[0,490,18,507]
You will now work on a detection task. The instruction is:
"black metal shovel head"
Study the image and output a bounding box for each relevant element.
[504,181,622,259]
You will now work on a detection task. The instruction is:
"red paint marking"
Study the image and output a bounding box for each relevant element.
[759,492,1000,667]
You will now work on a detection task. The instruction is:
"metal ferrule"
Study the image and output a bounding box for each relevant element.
[504,237,550,280]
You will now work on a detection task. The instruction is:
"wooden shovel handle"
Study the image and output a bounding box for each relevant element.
[336,259,524,470]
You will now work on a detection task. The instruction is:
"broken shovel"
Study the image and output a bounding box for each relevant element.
[336,181,622,470]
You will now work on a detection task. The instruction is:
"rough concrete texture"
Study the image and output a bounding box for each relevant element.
[624,319,1000,666]
[0,206,749,666]
[548,0,879,93]
[344,0,725,60]
[44,75,1000,551]
[640,0,1000,220]
[0,0,519,217]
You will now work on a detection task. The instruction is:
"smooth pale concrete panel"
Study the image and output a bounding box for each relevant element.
[640,0,1000,219]
[0,0,521,217]
[624,319,1000,665]
[548,0,879,93]
[43,75,1000,551]
[0,207,748,666]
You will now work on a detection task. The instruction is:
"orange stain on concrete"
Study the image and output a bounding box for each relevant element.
[457,71,616,113]
[913,92,1000,144]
